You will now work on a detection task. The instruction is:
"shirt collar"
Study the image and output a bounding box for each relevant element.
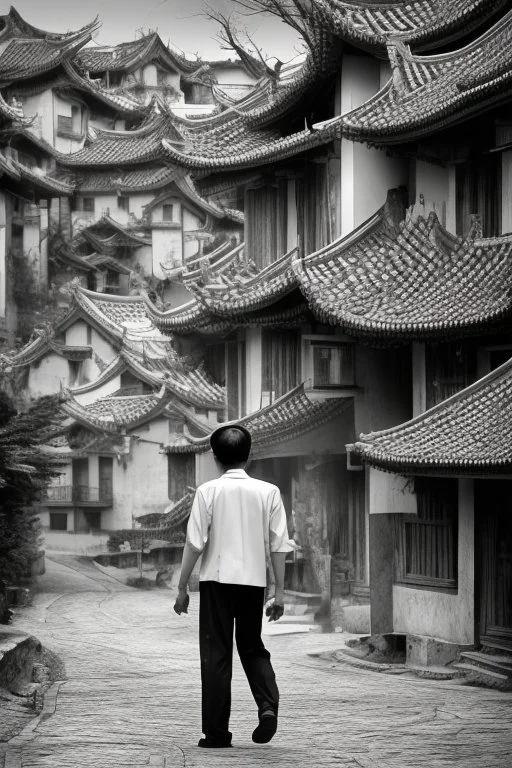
[223,469,249,479]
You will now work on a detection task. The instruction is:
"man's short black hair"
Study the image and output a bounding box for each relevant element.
[210,424,252,466]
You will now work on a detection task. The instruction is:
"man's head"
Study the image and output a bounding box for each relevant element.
[210,424,252,469]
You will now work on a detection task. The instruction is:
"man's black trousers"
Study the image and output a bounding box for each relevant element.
[199,581,279,743]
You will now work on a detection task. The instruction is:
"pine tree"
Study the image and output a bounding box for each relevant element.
[0,392,62,584]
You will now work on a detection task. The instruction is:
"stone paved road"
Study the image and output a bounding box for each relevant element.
[2,556,512,768]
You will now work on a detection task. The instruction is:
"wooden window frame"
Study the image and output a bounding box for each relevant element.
[162,203,174,222]
[49,512,68,531]
[395,478,458,590]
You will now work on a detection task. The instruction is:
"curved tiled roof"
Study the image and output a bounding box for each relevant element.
[0,7,99,44]
[0,92,26,124]
[75,165,182,193]
[157,489,196,531]
[6,155,75,195]
[313,0,510,54]
[161,115,337,171]
[293,193,512,339]
[75,33,201,76]
[63,387,169,432]
[80,215,152,249]
[165,383,352,454]
[190,246,298,315]
[0,15,99,82]
[141,174,244,225]
[335,10,512,145]
[57,109,181,167]
[352,356,512,475]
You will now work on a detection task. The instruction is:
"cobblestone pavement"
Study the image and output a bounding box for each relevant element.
[2,555,512,768]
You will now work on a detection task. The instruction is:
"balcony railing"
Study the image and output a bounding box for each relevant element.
[44,485,113,506]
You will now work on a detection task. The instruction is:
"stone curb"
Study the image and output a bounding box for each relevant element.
[4,681,66,768]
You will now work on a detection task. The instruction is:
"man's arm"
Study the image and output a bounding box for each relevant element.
[174,488,209,615]
[174,542,201,615]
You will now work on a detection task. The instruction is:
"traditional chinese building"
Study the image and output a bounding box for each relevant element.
[1,2,512,675]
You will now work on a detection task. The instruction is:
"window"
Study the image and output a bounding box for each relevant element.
[50,513,68,531]
[57,114,73,133]
[168,454,195,502]
[456,154,501,237]
[84,511,101,531]
[104,270,120,295]
[162,204,174,221]
[79,197,95,213]
[86,326,92,345]
[225,337,245,420]
[118,196,129,212]
[312,342,354,388]
[395,478,458,589]
[245,181,287,269]
[262,330,299,404]
[71,105,80,133]
[68,360,82,386]
[426,341,476,409]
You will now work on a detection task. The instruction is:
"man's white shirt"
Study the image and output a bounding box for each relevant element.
[186,469,293,587]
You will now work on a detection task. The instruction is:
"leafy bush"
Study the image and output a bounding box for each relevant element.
[0,393,62,583]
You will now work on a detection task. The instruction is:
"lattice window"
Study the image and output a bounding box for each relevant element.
[395,478,458,589]
[312,342,354,389]
[262,329,299,405]
[168,453,195,502]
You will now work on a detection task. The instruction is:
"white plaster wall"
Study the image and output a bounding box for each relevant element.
[130,193,154,219]
[164,282,194,307]
[22,91,54,145]
[23,219,41,280]
[0,192,6,317]
[91,328,117,367]
[152,199,181,223]
[340,54,407,235]
[53,94,85,155]
[393,479,475,645]
[42,530,110,555]
[213,65,255,86]
[133,244,153,276]
[245,328,262,414]
[142,64,158,86]
[502,150,512,234]
[89,114,113,132]
[415,160,449,223]
[152,228,183,279]
[65,320,88,346]
[28,353,71,396]
[105,417,170,528]
[183,208,202,232]
[74,374,121,405]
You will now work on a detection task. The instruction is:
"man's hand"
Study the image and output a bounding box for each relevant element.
[173,587,190,615]
[265,598,284,622]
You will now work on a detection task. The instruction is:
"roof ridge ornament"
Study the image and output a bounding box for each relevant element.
[387,39,412,101]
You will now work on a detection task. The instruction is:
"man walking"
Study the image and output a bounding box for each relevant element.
[173,424,292,748]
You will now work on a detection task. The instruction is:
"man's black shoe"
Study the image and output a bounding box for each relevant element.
[198,738,232,748]
[252,711,277,744]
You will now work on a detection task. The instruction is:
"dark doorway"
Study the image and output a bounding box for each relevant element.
[477,481,512,649]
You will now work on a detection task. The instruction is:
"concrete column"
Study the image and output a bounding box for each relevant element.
[245,327,262,414]
[286,179,297,250]
[412,342,426,416]
[39,200,49,293]
[501,150,512,234]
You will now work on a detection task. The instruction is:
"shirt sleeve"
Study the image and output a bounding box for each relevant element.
[269,488,294,553]
[186,487,210,553]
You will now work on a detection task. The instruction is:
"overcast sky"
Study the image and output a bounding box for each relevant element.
[13,0,302,62]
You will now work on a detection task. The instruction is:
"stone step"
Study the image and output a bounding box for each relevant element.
[460,651,512,673]
[453,662,512,689]
[283,590,322,610]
